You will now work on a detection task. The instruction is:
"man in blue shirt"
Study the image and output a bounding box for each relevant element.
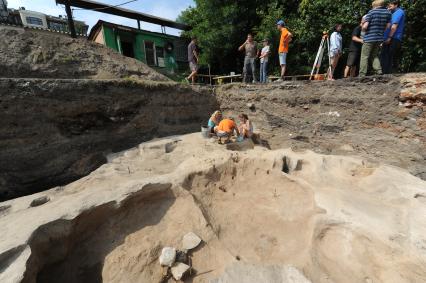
[381,0,405,74]
[359,0,391,77]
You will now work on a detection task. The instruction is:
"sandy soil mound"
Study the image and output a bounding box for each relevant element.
[0,26,168,81]
[0,134,425,283]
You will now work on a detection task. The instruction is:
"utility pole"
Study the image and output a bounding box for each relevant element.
[64,0,76,38]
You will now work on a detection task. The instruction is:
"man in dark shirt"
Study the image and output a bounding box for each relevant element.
[344,19,364,77]
[238,34,258,83]
[186,37,199,84]
[359,0,391,77]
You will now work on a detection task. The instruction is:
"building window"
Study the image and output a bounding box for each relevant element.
[26,16,43,26]
[144,41,156,66]
[156,46,165,67]
[174,39,188,62]
[49,22,67,32]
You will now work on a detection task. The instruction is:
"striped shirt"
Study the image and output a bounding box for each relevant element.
[364,7,392,42]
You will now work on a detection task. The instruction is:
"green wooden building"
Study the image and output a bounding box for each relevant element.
[88,20,188,74]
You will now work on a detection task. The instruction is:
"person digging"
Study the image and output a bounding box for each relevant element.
[214,117,240,144]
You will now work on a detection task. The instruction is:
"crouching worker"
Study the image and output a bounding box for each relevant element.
[238,114,253,139]
[208,110,222,134]
[215,117,239,144]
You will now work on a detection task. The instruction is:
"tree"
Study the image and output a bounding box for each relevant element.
[178,0,425,75]
[178,0,267,74]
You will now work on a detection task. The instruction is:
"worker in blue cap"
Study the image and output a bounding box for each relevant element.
[276,20,292,81]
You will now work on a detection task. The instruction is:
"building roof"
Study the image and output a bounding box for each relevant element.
[55,0,191,31]
[88,20,184,41]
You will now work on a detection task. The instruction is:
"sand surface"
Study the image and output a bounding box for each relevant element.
[0,133,425,283]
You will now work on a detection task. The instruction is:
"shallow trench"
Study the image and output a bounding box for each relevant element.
[21,154,426,283]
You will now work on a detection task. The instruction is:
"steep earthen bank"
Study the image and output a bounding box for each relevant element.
[215,74,426,180]
[0,79,217,200]
[0,74,424,201]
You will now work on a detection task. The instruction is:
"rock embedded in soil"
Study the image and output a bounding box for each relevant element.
[182,232,202,251]
[171,262,191,281]
[29,196,50,207]
[159,247,176,267]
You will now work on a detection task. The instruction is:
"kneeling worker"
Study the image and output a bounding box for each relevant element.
[238,114,253,138]
[215,117,239,143]
[208,110,222,134]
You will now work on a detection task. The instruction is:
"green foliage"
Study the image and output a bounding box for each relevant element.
[179,0,425,75]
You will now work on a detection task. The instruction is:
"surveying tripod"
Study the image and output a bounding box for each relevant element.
[310,32,332,80]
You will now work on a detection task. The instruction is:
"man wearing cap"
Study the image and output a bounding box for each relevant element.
[276,20,292,80]
[238,34,258,83]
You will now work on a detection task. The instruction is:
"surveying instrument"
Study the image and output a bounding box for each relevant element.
[310,32,332,80]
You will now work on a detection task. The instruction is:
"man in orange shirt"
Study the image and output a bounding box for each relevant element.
[276,20,293,80]
[214,117,240,143]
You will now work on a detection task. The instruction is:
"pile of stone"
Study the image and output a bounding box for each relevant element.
[399,75,426,107]
[159,232,202,281]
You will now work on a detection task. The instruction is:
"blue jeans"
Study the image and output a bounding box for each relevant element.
[260,61,268,83]
[243,57,257,83]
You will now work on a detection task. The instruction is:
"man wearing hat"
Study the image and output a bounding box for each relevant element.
[276,20,293,80]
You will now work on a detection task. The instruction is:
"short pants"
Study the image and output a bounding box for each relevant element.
[217,131,230,137]
[346,51,360,67]
[279,52,287,65]
[189,61,198,72]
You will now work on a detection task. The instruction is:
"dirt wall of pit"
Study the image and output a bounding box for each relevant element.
[0,79,218,201]
[214,74,426,180]
[1,74,424,201]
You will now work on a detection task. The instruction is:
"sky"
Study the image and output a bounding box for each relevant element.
[6,0,195,35]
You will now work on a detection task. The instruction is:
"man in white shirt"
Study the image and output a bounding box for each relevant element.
[259,39,270,83]
[329,24,343,79]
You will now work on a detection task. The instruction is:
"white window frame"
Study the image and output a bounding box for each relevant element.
[143,40,157,66]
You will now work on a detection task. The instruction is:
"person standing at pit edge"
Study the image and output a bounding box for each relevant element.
[238,34,258,83]
[186,36,199,84]
[344,18,364,78]
[328,24,343,80]
[359,0,391,77]
[276,20,292,81]
[381,0,405,74]
[259,39,270,83]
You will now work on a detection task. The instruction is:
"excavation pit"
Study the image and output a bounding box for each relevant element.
[0,134,425,283]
